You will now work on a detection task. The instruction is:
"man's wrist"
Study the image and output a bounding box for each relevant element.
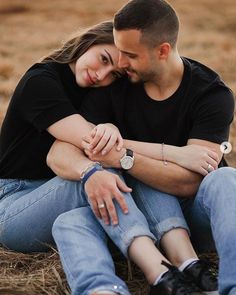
[120,148,135,170]
[80,162,103,185]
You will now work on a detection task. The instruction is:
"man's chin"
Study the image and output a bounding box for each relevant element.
[128,75,140,83]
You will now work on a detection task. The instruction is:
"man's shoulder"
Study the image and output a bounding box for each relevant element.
[183,57,232,97]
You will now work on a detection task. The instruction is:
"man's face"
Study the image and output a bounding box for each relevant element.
[113,29,159,83]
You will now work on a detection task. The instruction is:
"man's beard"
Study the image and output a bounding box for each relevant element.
[127,69,157,84]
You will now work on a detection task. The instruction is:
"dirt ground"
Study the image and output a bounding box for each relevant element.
[0,0,235,167]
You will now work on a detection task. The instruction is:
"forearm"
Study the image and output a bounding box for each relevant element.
[124,139,181,162]
[47,140,93,180]
[47,114,95,149]
[127,152,203,198]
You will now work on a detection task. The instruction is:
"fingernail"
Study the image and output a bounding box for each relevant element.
[102,150,107,155]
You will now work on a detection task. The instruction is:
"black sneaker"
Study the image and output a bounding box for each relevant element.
[150,261,205,295]
[183,260,219,295]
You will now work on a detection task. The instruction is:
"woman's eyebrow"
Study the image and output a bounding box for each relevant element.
[104,49,114,65]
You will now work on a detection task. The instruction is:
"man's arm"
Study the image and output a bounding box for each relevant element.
[47,140,131,225]
[83,138,222,198]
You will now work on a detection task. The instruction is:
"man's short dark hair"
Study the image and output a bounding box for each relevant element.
[114,0,179,48]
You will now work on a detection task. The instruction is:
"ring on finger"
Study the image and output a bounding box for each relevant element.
[98,203,105,209]
[207,163,214,173]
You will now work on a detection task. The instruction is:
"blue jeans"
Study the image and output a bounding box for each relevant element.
[0,177,88,252]
[126,167,236,295]
[0,171,155,295]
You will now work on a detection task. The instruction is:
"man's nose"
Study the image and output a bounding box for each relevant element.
[118,52,129,68]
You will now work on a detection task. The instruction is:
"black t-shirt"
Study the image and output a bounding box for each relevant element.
[81,57,235,166]
[0,62,89,179]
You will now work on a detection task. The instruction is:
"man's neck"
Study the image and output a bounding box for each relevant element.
[144,55,184,101]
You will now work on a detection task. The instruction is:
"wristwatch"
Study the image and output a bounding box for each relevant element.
[120,149,135,170]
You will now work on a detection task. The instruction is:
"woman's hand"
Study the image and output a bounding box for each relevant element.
[174,145,219,176]
[86,123,123,155]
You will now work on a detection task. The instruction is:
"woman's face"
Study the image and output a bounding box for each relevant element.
[70,44,123,88]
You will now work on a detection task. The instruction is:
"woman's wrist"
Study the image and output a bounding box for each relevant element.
[163,145,181,164]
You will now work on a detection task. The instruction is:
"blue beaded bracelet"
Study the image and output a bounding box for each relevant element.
[81,164,103,186]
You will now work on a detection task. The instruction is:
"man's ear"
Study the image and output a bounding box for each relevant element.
[156,42,171,60]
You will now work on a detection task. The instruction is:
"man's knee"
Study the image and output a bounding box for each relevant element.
[201,167,236,190]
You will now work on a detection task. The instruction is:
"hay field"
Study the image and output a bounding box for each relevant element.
[0,1,235,294]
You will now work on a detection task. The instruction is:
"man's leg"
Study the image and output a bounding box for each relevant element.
[183,167,236,295]
[52,207,131,295]
[0,177,88,252]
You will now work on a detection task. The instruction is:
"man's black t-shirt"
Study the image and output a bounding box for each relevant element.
[0,62,89,179]
[81,57,235,166]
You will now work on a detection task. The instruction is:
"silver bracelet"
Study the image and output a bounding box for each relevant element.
[80,162,101,180]
[161,143,168,166]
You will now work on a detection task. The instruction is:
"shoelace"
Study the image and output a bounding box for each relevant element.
[161,261,202,295]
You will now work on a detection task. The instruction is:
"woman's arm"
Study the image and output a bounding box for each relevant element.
[47,114,94,149]
[124,139,221,176]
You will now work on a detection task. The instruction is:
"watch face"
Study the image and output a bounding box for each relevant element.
[120,156,134,170]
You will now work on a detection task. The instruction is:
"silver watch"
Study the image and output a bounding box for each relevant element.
[120,149,134,170]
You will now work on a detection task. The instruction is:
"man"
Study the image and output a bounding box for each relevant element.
[49,0,235,294]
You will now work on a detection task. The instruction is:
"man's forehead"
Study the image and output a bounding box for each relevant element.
[113,29,142,50]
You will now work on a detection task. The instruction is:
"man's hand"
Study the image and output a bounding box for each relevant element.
[84,170,132,225]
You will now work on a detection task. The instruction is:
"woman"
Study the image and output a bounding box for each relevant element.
[0,20,217,295]
[0,20,125,252]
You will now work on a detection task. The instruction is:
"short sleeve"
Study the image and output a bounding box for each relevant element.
[17,75,78,131]
[79,85,113,124]
[189,86,235,143]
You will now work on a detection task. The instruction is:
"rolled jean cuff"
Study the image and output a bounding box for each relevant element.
[155,217,190,245]
[89,284,131,295]
[116,223,156,258]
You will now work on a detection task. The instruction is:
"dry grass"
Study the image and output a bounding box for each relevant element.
[0,246,218,295]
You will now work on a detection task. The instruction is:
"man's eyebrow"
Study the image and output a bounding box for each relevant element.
[120,50,138,57]
[104,49,114,65]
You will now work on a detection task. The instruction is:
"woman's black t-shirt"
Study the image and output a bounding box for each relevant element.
[0,62,89,179]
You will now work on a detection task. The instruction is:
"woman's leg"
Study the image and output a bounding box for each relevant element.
[125,175,197,266]
[0,177,88,252]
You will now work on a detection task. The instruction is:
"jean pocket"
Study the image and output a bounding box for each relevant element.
[0,179,24,201]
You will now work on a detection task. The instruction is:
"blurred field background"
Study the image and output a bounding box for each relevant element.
[0,0,235,164]
[0,1,235,294]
